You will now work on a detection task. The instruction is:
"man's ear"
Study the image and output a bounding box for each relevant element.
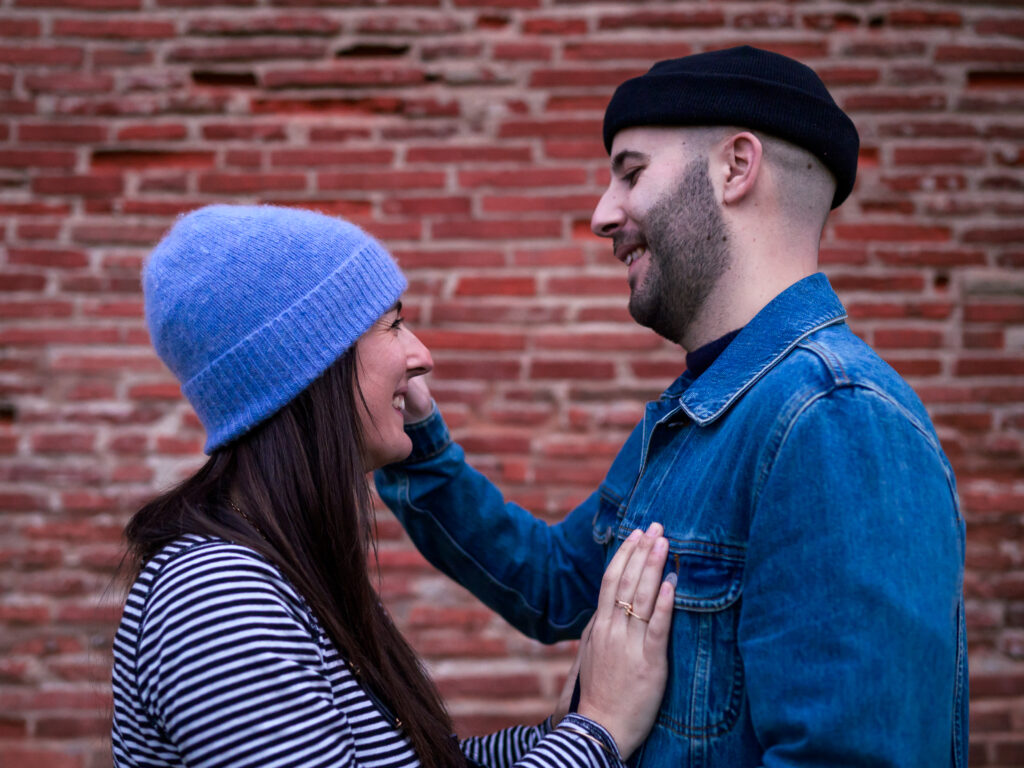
[719,131,762,206]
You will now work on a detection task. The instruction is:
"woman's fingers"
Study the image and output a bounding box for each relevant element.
[614,523,663,615]
[596,528,641,616]
[576,524,674,759]
[644,573,676,654]
[627,530,669,625]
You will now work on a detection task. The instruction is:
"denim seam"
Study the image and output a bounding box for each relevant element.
[396,473,591,636]
[687,313,847,426]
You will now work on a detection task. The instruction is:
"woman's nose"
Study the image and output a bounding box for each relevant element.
[404,330,433,378]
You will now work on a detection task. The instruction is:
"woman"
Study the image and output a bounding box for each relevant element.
[112,205,674,768]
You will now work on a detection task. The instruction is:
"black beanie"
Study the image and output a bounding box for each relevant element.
[603,46,860,209]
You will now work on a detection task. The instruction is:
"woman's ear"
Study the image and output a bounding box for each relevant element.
[719,131,763,206]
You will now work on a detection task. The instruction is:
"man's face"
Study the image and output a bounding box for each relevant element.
[591,127,731,346]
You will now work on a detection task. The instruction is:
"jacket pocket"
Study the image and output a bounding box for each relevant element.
[658,542,745,741]
[591,487,624,545]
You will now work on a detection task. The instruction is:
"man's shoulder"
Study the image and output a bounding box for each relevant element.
[757,321,936,432]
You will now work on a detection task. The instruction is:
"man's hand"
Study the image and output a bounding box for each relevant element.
[403,375,433,423]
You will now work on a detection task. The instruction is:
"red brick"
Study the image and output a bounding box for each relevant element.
[532,359,615,380]
[0,274,48,292]
[493,42,552,61]
[430,358,522,381]
[169,41,324,62]
[844,92,947,111]
[523,17,587,35]
[406,145,531,163]
[499,118,601,139]
[24,72,113,93]
[53,18,175,38]
[535,332,662,351]
[270,148,393,167]
[0,300,74,319]
[71,223,167,245]
[433,219,561,240]
[319,170,445,191]
[833,223,951,243]
[547,275,628,296]
[117,123,188,141]
[198,172,305,193]
[455,276,536,297]
[355,14,463,34]
[458,168,587,188]
[936,46,1024,63]
[32,174,123,197]
[965,304,1024,323]
[482,194,598,213]
[598,10,724,30]
[391,248,504,269]
[893,146,986,165]
[264,65,425,89]
[888,10,962,28]
[0,18,41,35]
[8,248,89,268]
[0,45,83,66]
[203,123,287,141]
[0,746,83,768]
[0,150,77,169]
[529,67,644,88]
[956,358,1024,377]
[18,123,107,143]
[187,14,341,36]
[382,196,471,216]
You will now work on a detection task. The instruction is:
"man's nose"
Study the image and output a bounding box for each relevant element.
[591,187,624,238]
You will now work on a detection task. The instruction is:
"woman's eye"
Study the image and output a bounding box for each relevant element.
[390,316,405,331]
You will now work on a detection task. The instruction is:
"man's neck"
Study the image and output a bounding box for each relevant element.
[681,265,815,351]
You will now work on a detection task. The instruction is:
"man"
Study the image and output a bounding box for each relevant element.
[376,46,967,767]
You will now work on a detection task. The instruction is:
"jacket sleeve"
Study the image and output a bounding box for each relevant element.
[741,386,965,767]
[374,407,625,644]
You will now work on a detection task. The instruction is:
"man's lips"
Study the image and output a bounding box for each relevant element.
[614,239,647,265]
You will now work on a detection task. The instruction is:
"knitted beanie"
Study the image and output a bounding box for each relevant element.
[603,46,860,208]
[143,204,407,453]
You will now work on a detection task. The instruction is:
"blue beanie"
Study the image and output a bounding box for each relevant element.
[603,46,860,209]
[143,205,407,453]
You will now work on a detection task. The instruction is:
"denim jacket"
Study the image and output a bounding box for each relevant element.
[376,273,968,768]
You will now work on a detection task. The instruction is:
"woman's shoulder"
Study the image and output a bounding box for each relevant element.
[132,534,315,633]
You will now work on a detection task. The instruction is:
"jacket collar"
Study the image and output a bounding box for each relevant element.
[671,272,847,426]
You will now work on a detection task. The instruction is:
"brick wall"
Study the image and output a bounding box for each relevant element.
[1,1,1022,766]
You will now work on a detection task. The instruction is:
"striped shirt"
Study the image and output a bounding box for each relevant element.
[112,535,623,768]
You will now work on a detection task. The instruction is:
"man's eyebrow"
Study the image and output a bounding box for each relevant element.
[611,150,650,175]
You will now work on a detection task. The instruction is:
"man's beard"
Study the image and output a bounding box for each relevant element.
[628,157,731,346]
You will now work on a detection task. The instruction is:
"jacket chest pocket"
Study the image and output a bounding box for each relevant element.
[659,545,745,741]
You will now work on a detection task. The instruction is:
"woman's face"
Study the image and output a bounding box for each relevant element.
[354,302,433,471]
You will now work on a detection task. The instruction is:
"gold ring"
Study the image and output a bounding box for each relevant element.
[624,606,649,623]
[614,599,632,613]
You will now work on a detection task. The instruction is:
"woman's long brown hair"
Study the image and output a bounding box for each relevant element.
[121,349,464,768]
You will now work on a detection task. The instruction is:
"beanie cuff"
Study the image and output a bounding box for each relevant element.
[182,240,407,452]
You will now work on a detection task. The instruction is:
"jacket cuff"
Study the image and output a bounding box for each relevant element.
[557,713,624,765]
[401,401,452,463]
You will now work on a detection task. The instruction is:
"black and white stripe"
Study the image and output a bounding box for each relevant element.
[112,535,623,768]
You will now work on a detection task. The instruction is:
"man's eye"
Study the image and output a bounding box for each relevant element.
[624,168,642,187]
[390,316,406,331]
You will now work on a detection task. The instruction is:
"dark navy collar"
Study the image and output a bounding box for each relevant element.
[666,273,847,426]
[685,328,744,380]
